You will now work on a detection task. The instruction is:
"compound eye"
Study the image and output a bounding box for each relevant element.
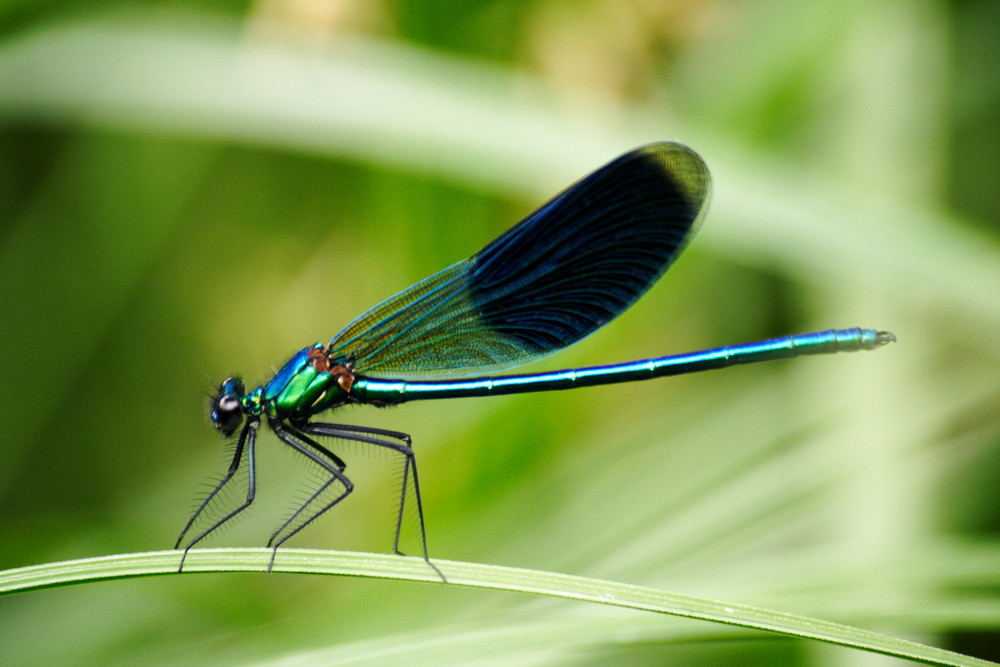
[211,378,246,436]
[211,395,243,436]
[219,377,245,396]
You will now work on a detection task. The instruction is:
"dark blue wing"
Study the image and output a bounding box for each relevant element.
[327,142,710,376]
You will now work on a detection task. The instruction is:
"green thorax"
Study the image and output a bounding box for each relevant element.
[258,343,353,419]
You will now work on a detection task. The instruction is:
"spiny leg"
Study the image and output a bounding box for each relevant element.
[175,419,259,572]
[303,422,443,581]
[268,419,354,572]
[302,423,418,557]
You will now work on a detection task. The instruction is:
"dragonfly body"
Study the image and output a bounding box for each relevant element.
[176,143,894,579]
[352,327,892,404]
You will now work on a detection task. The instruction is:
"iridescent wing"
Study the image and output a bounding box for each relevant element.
[327,142,710,377]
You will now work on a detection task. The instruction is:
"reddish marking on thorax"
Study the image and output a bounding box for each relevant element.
[308,345,355,393]
[331,365,355,392]
[307,346,330,372]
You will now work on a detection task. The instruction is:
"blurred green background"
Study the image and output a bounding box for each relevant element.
[1,0,998,664]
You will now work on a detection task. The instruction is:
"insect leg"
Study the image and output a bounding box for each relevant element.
[267,419,354,572]
[303,422,442,581]
[175,419,259,571]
